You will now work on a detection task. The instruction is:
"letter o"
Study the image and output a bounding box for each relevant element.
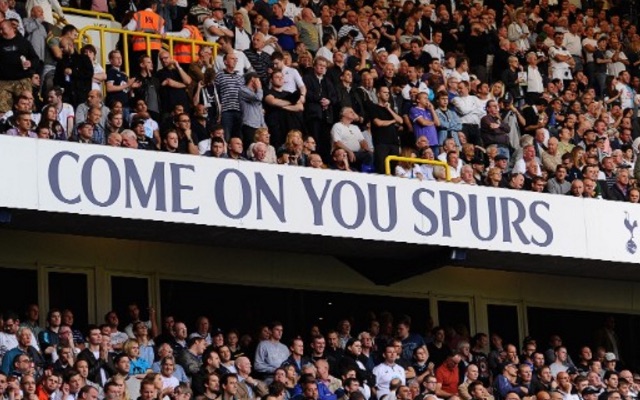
[81,155,121,207]
[215,169,251,219]
[331,180,366,229]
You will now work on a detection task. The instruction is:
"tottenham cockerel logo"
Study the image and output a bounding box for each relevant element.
[625,211,638,254]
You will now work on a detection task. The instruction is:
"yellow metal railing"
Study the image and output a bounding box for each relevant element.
[385,155,451,182]
[76,26,218,77]
[61,7,115,21]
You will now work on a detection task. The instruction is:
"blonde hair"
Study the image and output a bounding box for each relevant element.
[284,130,303,147]
[254,127,269,143]
[398,147,417,169]
[123,339,140,358]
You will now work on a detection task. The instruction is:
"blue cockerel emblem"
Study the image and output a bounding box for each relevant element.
[625,212,638,254]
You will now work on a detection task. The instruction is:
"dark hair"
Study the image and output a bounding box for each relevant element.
[81,44,97,54]
[61,24,78,36]
[220,373,238,386]
[268,381,285,396]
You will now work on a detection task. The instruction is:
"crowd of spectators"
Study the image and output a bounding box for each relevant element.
[0,0,639,201]
[0,304,634,400]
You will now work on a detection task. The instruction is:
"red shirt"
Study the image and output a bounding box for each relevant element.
[436,363,460,395]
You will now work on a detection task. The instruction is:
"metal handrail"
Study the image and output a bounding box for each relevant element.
[385,155,451,182]
[76,26,219,77]
[61,7,115,21]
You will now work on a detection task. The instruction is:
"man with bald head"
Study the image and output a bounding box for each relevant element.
[76,89,111,127]
[23,6,48,64]
[235,356,268,400]
[541,137,562,175]
[244,32,272,87]
[53,35,93,108]
[157,50,192,116]
[296,8,320,53]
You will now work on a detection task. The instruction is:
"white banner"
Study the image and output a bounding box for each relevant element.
[0,136,638,263]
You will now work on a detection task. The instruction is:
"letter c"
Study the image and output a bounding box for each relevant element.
[48,151,81,204]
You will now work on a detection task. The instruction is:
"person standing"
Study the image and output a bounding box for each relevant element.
[126,0,165,76]
[303,57,337,161]
[370,85,402,174]
[167,14,204,70]
[410,92,441,155]
[214,53,244,141]
[0,20,39,115]
[53,37,93,108]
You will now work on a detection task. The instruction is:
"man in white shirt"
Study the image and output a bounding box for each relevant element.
[526,52,544,104]
[202,6,233,43]
[401,66,429,100]
[615,71,638,110]
[423,31,445,63]
[331,107,373,171]
[549,31,574,84]
[272,51,306,97]
[214,36,253,74]
[451,81,484,145]
[563,21,583,72]
[605,36,629,78]
[373,343,406,399]
[513,144,542,176]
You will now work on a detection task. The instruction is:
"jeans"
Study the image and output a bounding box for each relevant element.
[595,72,608,100]
[221,110,243,141]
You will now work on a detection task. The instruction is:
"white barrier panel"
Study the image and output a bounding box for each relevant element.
[0,135,637,263]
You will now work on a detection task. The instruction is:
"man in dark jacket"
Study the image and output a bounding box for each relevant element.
[53,36,93,108]
[0,20,40,114]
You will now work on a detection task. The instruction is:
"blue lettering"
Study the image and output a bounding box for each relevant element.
[368,184,397,232]
[255,173,285,222]
[500,197,530,244]
[469,195,498,241]
[529,201,553,247]
[412,189,438,236]
[331,181,365,229]
[215,168,250,219]
[48,151,81,204]
[170,163,199,214]
[440,190,466,237]
[81,154,120,207]
[301,177,332,226]
[124,159,167,211]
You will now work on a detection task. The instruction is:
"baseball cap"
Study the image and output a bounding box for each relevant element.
[212,327,224,336]
[582,387,599,396]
